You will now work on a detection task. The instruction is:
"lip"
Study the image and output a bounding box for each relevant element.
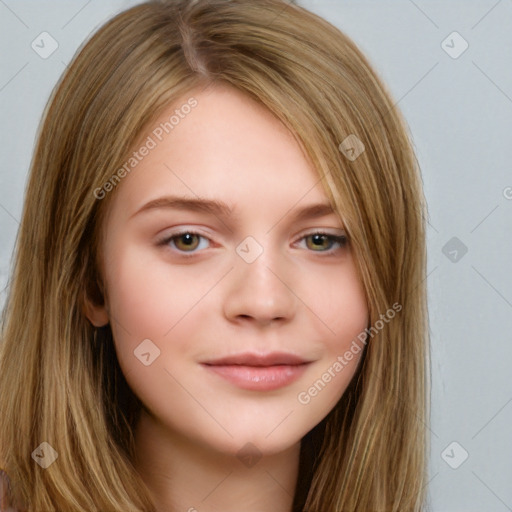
[201,352,312,391]
[203,352,310,367]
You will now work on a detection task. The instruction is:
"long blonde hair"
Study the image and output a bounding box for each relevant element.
[0,0,429,510]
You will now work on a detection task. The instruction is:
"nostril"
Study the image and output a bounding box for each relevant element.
[236,314,286,323]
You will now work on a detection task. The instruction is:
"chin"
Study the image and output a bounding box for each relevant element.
[188,416,311,460]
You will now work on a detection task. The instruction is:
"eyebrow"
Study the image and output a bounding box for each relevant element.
[130,195,336,222]
[131,196,233,219]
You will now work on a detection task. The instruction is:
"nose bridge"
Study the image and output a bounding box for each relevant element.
[223,237,296,324]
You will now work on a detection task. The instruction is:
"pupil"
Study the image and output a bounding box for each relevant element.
[182,234,195,245]
[313,235,326,246]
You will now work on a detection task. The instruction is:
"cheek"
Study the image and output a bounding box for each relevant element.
[296,261,368,407]
[102,246,203,416]
[104,243,210,338]
[101,245,185,377]
[307,260,369,352]
[102,242,230,383]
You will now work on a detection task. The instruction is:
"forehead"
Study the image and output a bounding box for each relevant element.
[108,84,331,218]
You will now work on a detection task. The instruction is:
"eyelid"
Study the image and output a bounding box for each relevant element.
[296,227,347,238]
[294,228,348,242]
[156,226,214,241]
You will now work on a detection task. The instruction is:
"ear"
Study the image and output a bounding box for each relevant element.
[83,298,109,327]
[81,278,109,327]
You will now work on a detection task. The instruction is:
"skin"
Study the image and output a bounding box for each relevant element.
[85,83,369,512]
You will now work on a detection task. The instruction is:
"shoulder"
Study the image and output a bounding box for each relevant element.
[1,467,13,505]
[0,467,11,495]
[1,467,24,511]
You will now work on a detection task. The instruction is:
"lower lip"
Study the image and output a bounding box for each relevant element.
[202,363,310,391]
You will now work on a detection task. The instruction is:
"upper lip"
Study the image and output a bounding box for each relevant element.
[202,352,311,367]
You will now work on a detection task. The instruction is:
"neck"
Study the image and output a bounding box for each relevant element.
[133,410,300,512]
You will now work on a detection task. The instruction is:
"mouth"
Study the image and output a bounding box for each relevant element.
[200,352,313,391]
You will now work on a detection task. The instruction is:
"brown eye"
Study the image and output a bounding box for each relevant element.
[172,233,201,252]
[158,230,212,255]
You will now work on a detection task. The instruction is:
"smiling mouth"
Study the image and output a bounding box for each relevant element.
[201,352,312,391]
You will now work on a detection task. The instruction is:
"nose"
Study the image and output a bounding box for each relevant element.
[222,247,297,327]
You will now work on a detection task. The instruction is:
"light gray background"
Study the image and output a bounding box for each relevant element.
[1,1,511,511]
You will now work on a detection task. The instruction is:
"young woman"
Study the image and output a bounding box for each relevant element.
[0,0,430,510]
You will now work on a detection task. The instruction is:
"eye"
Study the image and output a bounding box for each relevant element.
[300,232,348,252]
[159,231,211,253]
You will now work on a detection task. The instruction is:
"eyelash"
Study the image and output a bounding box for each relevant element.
[157,230,348,257]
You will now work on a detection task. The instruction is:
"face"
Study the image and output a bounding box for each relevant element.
[87,83,369,457]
